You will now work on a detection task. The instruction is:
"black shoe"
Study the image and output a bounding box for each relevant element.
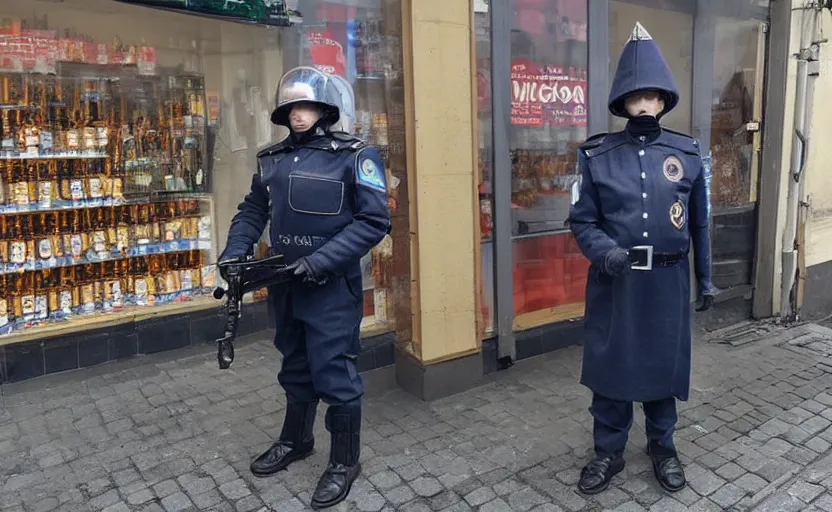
[577,455,625,495]
[311,403,362,510]
[646,445,686,492]
[250,401,317,477]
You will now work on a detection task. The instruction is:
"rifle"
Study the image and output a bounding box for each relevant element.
[213,253,290,369]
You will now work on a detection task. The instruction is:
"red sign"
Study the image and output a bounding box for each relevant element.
[307,30,346,78]
[511,59,587,127]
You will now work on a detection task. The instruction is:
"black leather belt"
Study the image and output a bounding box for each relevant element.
[628,246,686,271]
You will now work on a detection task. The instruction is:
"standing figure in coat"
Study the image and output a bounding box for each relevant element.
[567,23,716,495]
[219,66,390,509]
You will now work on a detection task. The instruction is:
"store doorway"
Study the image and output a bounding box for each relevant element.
[708,20,768,293]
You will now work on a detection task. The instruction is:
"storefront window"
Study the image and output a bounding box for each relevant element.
[609,0,693,134]
[709,16,766,209]
[510,0,589,330]
[282,0,408,336]
[0,0,407,340]
[475,4,495,336]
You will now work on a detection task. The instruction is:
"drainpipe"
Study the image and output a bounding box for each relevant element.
[780,2,824,322]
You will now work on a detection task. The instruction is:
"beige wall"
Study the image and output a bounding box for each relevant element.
[770,2,831,314]
[803,9,832,269]
[404,0,479,363]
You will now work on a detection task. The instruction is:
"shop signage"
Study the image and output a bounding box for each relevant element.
[306,30,346,78]
[510,59,587,127]
[113,0,294,27]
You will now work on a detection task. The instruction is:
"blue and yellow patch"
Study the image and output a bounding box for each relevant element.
[356,152,387,193]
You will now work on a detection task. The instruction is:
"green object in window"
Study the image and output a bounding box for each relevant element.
[114,0,293,27]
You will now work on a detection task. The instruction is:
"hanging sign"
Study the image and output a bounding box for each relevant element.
[510,59,587,128]
[114,0,294,27]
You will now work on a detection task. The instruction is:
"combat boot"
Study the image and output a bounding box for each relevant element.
[250,401,317,477]
[310,402,361,510]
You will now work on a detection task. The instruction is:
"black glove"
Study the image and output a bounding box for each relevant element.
[287,257,327,285]
[695,294,714,312]
[217,255,244,282]
[603,247,630,276]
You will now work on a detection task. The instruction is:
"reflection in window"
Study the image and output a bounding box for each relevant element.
[283,1,408,336]
[510,0,590,330]
[710,18,764,209]
[474,6,495,335]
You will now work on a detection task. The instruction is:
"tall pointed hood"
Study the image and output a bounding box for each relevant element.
[608,22,679,119]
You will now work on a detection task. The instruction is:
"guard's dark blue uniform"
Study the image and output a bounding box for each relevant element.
[568,25,714,468]
[221,132,390,406]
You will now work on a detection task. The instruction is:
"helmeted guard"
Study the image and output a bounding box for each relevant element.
[219,66,390,509]
[567,23,716,495]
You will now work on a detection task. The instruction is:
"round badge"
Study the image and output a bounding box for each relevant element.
[361,159,378,177]
[663,155,684,183]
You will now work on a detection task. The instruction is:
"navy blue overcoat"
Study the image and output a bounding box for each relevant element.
[567,23,715,402]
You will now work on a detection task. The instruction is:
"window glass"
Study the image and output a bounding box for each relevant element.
[0,0,407,340]
[474,3,495,336]
[283,0,409,335]
[510,0,590,330]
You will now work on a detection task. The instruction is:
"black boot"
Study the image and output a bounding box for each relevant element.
[647,444,686,492]
[250,401,317,477]
[310,402,361,510]
[577,455,625,495]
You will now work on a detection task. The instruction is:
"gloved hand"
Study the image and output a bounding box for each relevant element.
[217,255,244,282]
[287,257,327,285]
[695,294,714,312]
[603,247,630,276]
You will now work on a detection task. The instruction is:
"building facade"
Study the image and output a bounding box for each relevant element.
[1,0,830,400]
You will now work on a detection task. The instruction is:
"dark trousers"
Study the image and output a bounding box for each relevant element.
[590,393,678,460]
[269,271,365,406]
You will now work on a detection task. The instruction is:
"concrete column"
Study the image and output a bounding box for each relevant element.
[395,0,482,400]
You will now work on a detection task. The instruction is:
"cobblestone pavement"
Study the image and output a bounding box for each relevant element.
[6,322,832,511]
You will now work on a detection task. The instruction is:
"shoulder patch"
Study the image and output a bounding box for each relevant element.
[355,150,388,193]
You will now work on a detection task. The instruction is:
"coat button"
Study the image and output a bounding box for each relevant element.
[643,232,649,238]
[642,192,647,198]
[638,150,645,156]
[643,213,648,219]
[641,172,646,179]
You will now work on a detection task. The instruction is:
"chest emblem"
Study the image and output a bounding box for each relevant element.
[669,200,686,230]
[663,155,684,183]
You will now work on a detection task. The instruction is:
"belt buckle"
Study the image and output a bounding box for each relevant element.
[629,245,653,271]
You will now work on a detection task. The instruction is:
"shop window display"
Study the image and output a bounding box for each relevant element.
[509,0,590,330]
[0,0,407,341]
[474,4,495,336]
[281,0,408,336]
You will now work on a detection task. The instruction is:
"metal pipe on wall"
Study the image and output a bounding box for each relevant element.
[780,2,824,322]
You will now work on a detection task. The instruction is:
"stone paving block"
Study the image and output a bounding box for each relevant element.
[428,489,461,510]
[687,470,726,497]
[506,487,548,511]
[648,497,687,512]
[614,502,648,512]
[787,479,825,503]
[463,486,496,507]
[708,482,746,509]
